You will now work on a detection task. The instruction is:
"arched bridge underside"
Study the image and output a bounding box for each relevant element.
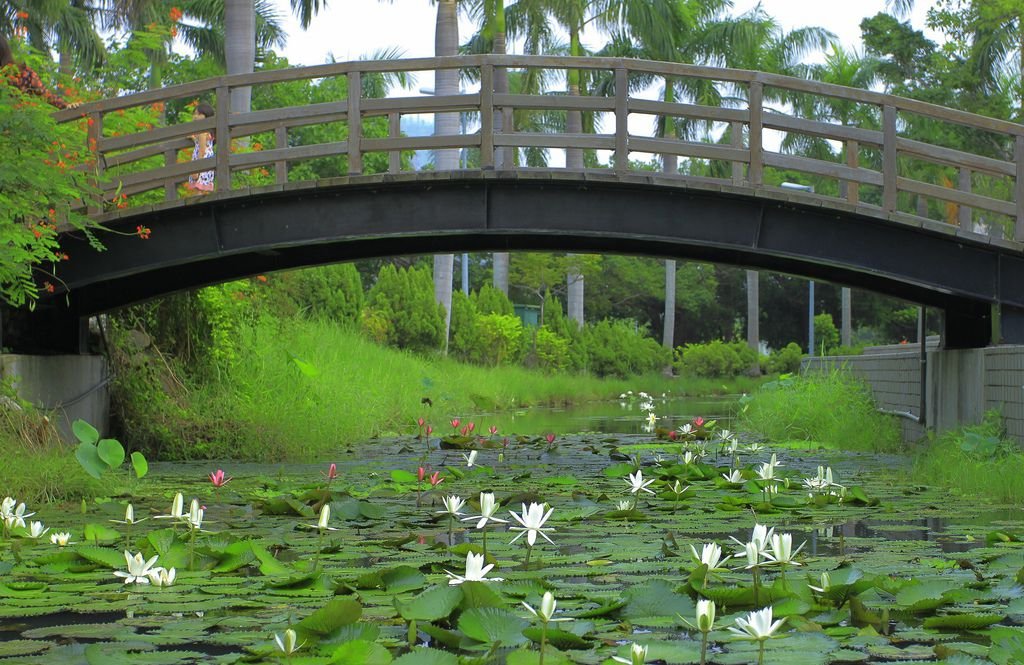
[30,171,1024,352]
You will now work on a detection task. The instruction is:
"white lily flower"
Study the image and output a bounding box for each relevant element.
[523,591,572,623]
[722,469,744,484]
[112,503,147,525]
[148,567,176,587]
[463,450,479,467]
[755,462,776,481]
[0,497,14,516]
[508,502,555,547]
[678,423,693,437]
[3,502,33,529]
[612,642,648,665]
[718,429,733,441]
[808,571,831,594]
[156,493,185,520]
[274,628,304,654]
[695,598,716,632]
[114,550,160,585]
[690,542,730,570]
[436,495,466,517]
[49,532,73,547]
[646,412,658,426]
[728,606,787,642]
[681,451,697,465]
[306,504,339,531]
[740,540,762,569]
[746,442,764,453]
[768,453,783,468]
[625,470,656,496]
[763,533,806,567]
[616,499,634,511]
[669,480,689,496]
[732,523,775,555]
[184,499,204,531]
[445,551,503,585]
[25,521,48,539]
[462,492,508,529]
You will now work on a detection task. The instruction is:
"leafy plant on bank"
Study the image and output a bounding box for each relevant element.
[72,419,147,481]
[585,319,672,378]
[361,263,445,354]
[675,340,759,378]
[739,369,901,452]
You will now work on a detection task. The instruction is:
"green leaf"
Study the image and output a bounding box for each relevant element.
[72,419,99,445]
[75,442,105,479]
[381,566,427,594]
[391,647,458,665]
[130,452,148,479]
[75,545,127,569]
[923,613,1005,630]
[522,627,589,649]
[290,353,321,378]
[329,639,393,664]
[623,579,695,620]
[96,438,125,470]
[395,586,463,622]
[82,523,122,545]
[294,597,362,638]
[459,608,529,647]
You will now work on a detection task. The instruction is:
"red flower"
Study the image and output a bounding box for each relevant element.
[256,275,268,283]
[417,417,425,428]
[169,6,183,21]
[668,430,677,441]
[488,425,498,436]
[16,10,28,19]
[450,418,460,430]
[43,282,55,293]
[136,225,151,240]
[209,469,232,487]
[428,472,444,487]
[467,422,475,433]
[693,416,705,428]
[545,433,556,444]
[322,463,338,481]
[417,466,426,482]
[425,425,433,436]
[460,424,470,437]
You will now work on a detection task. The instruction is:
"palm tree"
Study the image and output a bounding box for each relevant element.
[2,0,104,73]
[433,0,459,352]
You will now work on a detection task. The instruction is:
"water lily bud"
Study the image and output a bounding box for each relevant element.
[317,504,331,529]
[696,599,716,632]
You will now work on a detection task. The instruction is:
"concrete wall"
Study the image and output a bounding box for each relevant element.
[0,354,109,442]
[804,344,1024,444]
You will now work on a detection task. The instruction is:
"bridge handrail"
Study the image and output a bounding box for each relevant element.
[53,54,1024,242]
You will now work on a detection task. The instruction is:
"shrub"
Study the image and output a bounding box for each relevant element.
[738,368,901,452]
[674,340,757,377]
[280,263,365,325]
[584,320,671,378]
[476,313,527,366]
[448,290,479,361]
[362,264,445,353]
[813,313,840,354]
[534,326,571,372]
[765,342,804,374]
[474,284,514,316]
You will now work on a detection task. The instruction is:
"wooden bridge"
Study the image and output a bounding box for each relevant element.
[25,54,1024,352]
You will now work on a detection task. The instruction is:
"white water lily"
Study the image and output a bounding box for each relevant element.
[148,567,176,587]
[677,423,694,437]
[462,492,508,529]
[768,453,783,468]
[523,591,572,623]
[763,533,806,567]
[509,502,555,547]
[646,412,658,426]
[746,441,764,453]
[445,551,503,585]
[669,480,690,496]
[156,493,185,521]
[49,532,73,547]
[306,504,339,531]
[695,598,716,631]
[463,450,479,467]
[274,628,304,655]
[809,571,831,594]
[612,642,648,665]
[437,495,466,517]
[755,462,776,481]
[184,499,204,531]
[731,523,776,561]
[722,469,744,484]
[740,540,762,569]
[625,470,656,496]
[25,521,48,539]
[681,451,698,465]
[114,550,160,585]
[803,466,843,492]
[691,542,730,570]
[728,606,787,642]
[2,500,33,530]
[616,499,634,511]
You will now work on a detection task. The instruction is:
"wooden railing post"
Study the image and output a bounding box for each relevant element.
[748,79,763,186]
[1016,135,1024,242]
[731,121,744,185]
[480,63,495,170]
[845,139,859,205]
[614,66,628,173]
[958,166,972,230]
[388,113,401,174]
[163,147,178,200]
[275,126,289,184]
[86,111,103,214]
[347,70,362,175]
[882,104,898,213]
[215,84,231,192]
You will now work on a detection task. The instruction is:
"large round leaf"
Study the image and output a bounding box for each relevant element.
[75,443,105,480]
[97,438,125,470]
[329,640,392,665]
[458,607,529,647]
[391,647,458,665]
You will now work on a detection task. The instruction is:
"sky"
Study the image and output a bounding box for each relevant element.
[270,0,938,68]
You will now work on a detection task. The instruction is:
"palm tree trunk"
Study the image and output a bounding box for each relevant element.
[841,287,852,347]
[434,0,459,352]
[746,270,760,375]
[491,0,510,294]
[567,267,584,327]
[663,259,676,350]
[565,27,583,170]
[225,0,256,114]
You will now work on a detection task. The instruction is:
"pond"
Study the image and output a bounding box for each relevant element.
[0,416,1022,664]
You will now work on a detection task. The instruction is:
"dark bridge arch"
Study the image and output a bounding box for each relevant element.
[31,171,1024,352]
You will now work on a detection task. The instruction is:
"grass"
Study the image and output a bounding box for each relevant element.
[911,411,1024,504]
[737,368,902,452]
[180,317,762,460]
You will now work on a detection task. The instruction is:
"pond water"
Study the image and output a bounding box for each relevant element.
[1,413,1022,664]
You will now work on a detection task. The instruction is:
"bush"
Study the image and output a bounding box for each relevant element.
[534,326,571,373]
[263,263,364,325]
[765,342,804,374]
[361,264,445,353]
[813,313,840,354]
[584,320,671,378]
[674,340,757,377]
[474,284,514,316]
[448,290,479,361]
[738,368,901,452]
[476,313,527,366]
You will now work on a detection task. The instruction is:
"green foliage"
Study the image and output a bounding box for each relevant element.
[476,313,527,366]
[473,284,514,316]
[262,264,364,325]
[362,264,445,354]
[72,419,146,480]
[913,411,1024,503]
[533,326,571,373]
[739,369,902,452]
[584,320,671,378]
[0,65,100,306]
[674,340,758,377]
[813,313,840,354]
[765,342,804,375]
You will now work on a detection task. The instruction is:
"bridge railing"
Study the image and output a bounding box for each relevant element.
[55,55,1024,243]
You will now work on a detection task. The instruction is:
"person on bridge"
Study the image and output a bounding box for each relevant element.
[186,102,216,194]
[0,34,78,110]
